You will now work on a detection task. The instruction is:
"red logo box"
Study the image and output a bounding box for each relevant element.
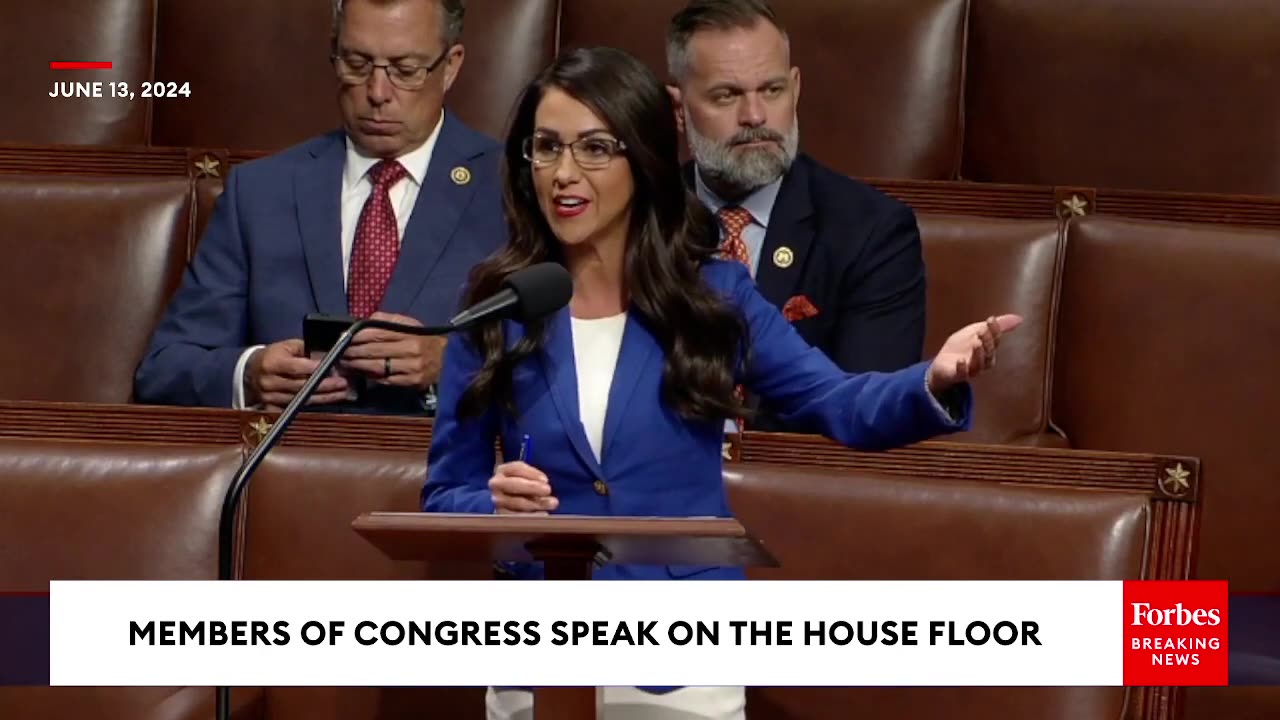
[1123,580,1228,686]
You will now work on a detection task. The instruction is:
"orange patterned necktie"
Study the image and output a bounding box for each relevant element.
[717,206,754,431]
[717,206,753,268]
[348,159,408,317]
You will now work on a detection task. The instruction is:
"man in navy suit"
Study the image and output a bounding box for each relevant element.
[134,0,504,415]
[666,0,927,431]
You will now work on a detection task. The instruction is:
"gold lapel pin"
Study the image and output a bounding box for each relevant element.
[773,246,794,269]
[450,166,472,185]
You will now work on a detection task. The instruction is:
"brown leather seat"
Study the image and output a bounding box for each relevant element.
[0,175,191,403]
[0,438,246,720]
[918,214,1065,445]
[150,0,558,150]
[557,0,966,179]
[1052,215,1280,719]
[7,0,1280,203]
[725,463,1145,719]
[239,446,487,719]
[726,465,1146,581]
[963,0,1280,195]
[1054,216,1280,591]
[2,1,154,145]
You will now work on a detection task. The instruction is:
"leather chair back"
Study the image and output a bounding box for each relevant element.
[963,0,1280,194]
[152,0,335,150]
[151,0,557,150]
[0,438,244,720]
[918,214,1065,445]
[1053,216,1280,592]
[2,0,154,145]
[0,175,191,403]
[557,0,966,179]
[725,463,1146,719]
[1054,215,1274,591]
[240,446,486,719]
[446,0,558,140]
[1052,215,1280,718]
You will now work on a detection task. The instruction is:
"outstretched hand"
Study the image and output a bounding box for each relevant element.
[926,314,1023,395]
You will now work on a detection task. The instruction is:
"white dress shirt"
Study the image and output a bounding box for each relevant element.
[231,112,445,409]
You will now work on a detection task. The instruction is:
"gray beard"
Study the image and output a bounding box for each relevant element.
[686,111,799,197]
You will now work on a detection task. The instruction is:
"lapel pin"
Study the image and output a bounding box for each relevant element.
[450,166,471,185]
[773,246,794,269]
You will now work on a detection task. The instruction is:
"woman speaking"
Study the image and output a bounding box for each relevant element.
[422,47,1019,719]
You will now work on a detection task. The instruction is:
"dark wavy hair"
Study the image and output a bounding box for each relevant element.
[456,46,747,423]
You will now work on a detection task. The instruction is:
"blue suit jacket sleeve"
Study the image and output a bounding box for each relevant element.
[723,261,971,449]
[133,170,253,407]
[421,332,499,513]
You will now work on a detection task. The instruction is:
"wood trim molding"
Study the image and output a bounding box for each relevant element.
[0,143,190,176]
[1,142,1278,237]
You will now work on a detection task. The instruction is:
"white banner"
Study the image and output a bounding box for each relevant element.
[49,580,1125,687]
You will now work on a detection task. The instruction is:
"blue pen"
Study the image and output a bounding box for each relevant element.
[518,433,553,512]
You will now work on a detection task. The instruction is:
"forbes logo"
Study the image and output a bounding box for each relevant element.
[1130,602,1222,627]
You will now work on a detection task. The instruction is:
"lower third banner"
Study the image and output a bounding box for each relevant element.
[48,580,1229,687]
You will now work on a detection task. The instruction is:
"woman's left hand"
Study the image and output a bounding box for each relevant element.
[926,314,1023,395]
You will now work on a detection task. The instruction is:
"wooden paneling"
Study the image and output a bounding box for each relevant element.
[1,144,1279,240]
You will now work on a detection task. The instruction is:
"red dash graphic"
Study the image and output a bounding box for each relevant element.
[50,61,113,70]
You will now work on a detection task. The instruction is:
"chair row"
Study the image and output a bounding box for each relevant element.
[0,170,1276,718]
[0,400,1194,719]
[8,0,1280,196]
[2,167,1277,551]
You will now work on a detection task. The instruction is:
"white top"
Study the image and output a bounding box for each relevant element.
[231,112,444,409]
[570,312,628,463]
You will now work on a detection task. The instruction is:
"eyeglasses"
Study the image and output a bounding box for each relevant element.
[331,46,450,91]
[522,134,628,169]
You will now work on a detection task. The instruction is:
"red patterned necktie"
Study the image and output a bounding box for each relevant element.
[717,206,753,268]
[717,206,754,431]
[348,159,409,317]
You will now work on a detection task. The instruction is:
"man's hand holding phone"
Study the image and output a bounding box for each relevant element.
[339,311,446,391]
[244,339,352,412]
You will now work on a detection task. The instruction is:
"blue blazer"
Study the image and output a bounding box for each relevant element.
[423,260,972,580]
[134,113,506,413]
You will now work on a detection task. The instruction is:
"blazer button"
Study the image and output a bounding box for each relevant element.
[593,479,609,496]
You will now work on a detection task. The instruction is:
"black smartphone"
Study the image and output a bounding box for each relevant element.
[303,313,358,356]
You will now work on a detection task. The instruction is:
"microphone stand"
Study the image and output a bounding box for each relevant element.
[214,317,451,720]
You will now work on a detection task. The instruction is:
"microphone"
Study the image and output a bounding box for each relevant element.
[449,261,573,327]
[214,262,570,720]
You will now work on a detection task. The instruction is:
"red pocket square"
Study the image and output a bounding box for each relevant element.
[782,295,819,322]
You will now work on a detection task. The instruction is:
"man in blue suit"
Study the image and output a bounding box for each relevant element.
[134,0,504,415]
[666,0,927,432]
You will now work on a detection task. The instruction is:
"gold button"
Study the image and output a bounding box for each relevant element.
[593,479,609,496]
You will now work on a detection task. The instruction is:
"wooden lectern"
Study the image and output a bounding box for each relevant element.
[352,512,777,720]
